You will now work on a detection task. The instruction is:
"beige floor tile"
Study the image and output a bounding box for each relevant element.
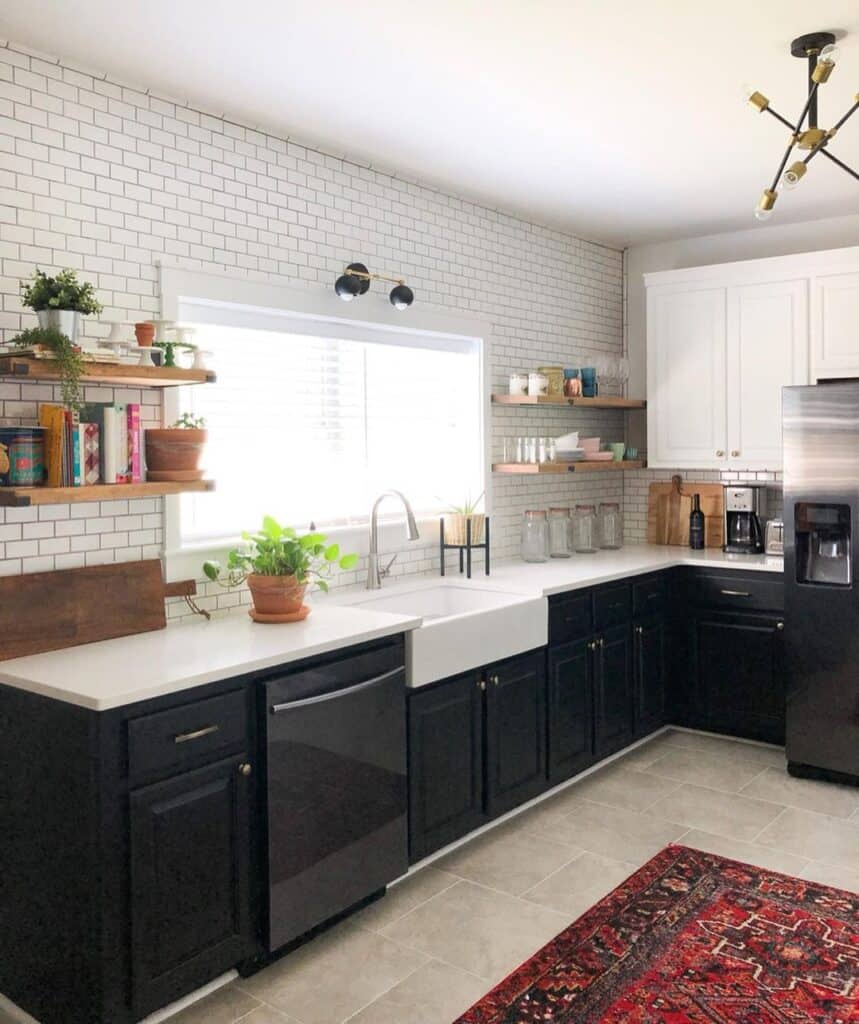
[379,879,568,985]
[755,807,859,870]
[435,822,580,896]
[522,850,638,918]
[739,767,859,819]
[677,829,810,876]
[534,797,684,864]
[662,731,786,769]
[799,860,859,894]
[345,959,487,1024]
[611,733,676,770]
[163,985,263,1024]
[237,923,427,1024]
[646,783,784,842]
[352,867,460,931]
[642,749,768,793]
[241,1009,302,1024]
[564,764,682,812]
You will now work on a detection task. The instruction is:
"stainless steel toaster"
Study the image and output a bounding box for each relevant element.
[765,518,784,555]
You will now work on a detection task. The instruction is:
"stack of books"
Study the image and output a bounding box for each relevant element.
[38,402,143,487]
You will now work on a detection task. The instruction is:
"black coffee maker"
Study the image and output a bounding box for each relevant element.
[723,485,765,554]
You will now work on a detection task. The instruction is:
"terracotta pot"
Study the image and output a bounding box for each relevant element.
[135,321,155,347]
[246,574,307,616]
[144,428,207,472]
[444,513,485,546]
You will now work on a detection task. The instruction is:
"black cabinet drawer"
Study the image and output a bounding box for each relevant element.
[549,591,593,645]
[593,583,632,629]
[633,574,666,617]
[688,573,784,613]
[127,689,248,786]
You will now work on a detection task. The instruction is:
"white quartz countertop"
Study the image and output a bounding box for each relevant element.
[0,544,783,711]
[0,605,422,711]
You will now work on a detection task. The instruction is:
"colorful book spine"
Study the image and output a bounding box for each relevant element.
[103,408,119,484]
[114,402,130,483]
[71,420,82,487]
[38,404,65,487]
[81,423,99,485]
[127,403,141,483]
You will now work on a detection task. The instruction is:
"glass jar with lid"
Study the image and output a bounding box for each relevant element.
[548,507,571,558]
[572,504,598,553]
[598,502,624,549]
[521,510,549,562]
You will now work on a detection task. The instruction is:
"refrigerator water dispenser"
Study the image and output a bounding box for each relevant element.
[794,502,852,587]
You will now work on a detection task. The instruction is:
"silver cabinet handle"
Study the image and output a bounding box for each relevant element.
[588,640,597,651]
[271,666,402,713]
[491,674,500,686]
[478,678,487,691]
[174,724,219,745]
[720,589,750,597]
[598,637,605,648]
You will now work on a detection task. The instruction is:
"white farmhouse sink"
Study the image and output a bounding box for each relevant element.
[341,580,547,687]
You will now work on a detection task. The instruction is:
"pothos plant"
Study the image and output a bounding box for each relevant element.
[7,325,85,410]
[203,516,358,593]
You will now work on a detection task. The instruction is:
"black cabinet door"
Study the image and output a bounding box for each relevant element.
[485,650,548,817]
[692,610,785,744]
[129,754,253,1018]
[408,672,485,861]
[633,617,666,738]
[547,638,595,783]
[593,624,633,759]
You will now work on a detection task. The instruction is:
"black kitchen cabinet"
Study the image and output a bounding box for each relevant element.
[129,754,253,1018]
[485,650,547,816]
[407,670,485,860]
[633,616,666,738]
[547,638,595,783]
[691,609,785,744]
[593,623,633,758]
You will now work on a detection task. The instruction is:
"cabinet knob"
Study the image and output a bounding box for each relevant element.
[598,637,605,648]
[588,640,597,651]
[478,679,487,691]
[491,674,500,686]
[716,450,725,458]
[731,450,740,457]
[776,621,784,631]
[238,762,252,777]
[635,625,644,635]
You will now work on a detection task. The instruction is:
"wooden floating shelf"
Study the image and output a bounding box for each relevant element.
[492,461,646,475]
[0,356,216,389]
[492,394,646,409]
[0,480,216,507]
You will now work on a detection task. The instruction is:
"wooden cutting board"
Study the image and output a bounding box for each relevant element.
[0,559,167,661]
[647,478,724,548]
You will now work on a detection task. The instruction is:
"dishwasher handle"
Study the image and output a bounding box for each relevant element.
[270,666,403,714]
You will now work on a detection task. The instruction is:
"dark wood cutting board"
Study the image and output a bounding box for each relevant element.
[0,559,167,661]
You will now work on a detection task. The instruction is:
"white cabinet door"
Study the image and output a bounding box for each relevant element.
[811,270,859,379]
[647,286,727,469]
[726,280,809,470]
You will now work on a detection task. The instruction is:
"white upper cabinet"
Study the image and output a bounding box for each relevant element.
[811,270,859,380]
[647,285,727,469]
[726,280,808,470]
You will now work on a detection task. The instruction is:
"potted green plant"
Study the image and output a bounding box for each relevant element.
[20,268,103,343]
[442,492,485,545]
[6,325,85,410]
[144,413,207,481]
[203,516,358,622]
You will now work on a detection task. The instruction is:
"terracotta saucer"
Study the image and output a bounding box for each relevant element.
[248,605,311,624]
[146,469,205,482]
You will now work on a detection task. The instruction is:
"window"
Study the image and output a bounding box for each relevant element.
[163,279,485,557]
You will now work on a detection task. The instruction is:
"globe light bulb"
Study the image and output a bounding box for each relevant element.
[334,274,361,301]
[389,284,414,310]
[819,43,838,66]
[754,207,774,221]
[782,161,807,190]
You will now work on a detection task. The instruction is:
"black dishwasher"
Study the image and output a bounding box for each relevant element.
[263,639,408,951]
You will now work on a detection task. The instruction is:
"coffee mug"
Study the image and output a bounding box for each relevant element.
[580,367,596,397]
[610,442,626,461]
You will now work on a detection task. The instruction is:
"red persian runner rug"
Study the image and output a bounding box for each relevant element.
[454,844,859,1024]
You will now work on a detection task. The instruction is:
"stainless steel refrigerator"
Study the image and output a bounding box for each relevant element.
[783,381,859,785]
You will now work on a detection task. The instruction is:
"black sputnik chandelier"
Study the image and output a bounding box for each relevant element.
[334,262,414,309]
[746,30,858,220]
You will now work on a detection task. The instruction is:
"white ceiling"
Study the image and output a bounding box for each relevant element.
[3,1,859,246]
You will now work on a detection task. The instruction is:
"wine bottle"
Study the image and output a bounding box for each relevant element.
[689,493,705,550]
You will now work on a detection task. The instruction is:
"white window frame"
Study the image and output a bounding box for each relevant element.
[157,263,492,581]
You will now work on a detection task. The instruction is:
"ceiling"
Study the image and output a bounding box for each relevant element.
[3,1,859,247]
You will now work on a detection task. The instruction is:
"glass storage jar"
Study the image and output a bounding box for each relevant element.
[548,507,571,558]
[521,510,549,562]
[598,502,624,549]
[572,504,598,553]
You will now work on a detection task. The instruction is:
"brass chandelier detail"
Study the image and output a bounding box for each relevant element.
[746,30,858,220]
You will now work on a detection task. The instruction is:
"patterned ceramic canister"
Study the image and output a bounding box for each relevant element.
[0,427,46,486]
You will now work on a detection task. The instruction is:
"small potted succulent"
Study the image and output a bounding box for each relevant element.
[144,413,207,481]
[20,268,103,343]
[442,492,485,545]
[204,516,358,622]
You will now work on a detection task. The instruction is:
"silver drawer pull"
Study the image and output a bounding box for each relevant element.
[720,589,750,597]
[174,724,220,744]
